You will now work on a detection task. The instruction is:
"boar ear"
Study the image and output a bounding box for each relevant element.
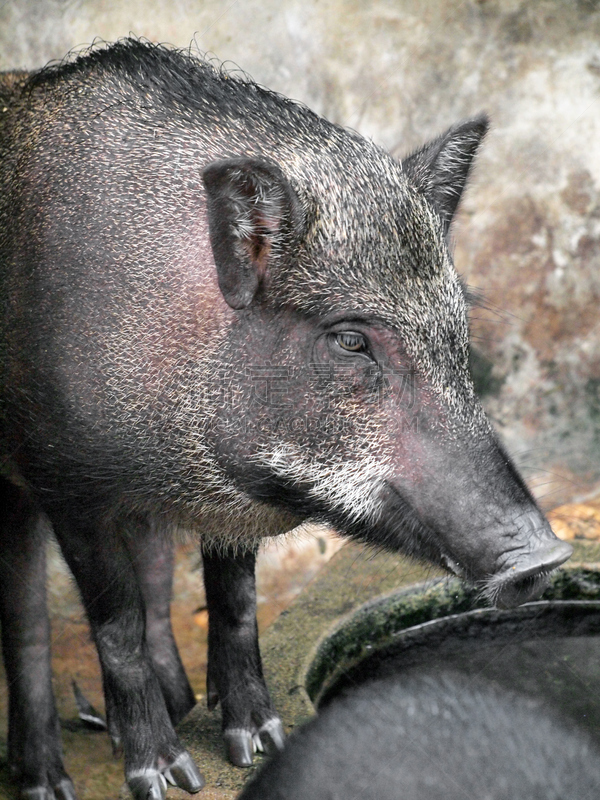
[402,115,488,235]
[202,157,301,309]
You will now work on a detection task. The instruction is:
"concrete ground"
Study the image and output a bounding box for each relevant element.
[0,497,598,800]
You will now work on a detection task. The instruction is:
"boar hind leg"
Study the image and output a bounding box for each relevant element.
[202,546,285,767]
[128,524,196,725]
[0,478,76,800]
[51,513,204,800]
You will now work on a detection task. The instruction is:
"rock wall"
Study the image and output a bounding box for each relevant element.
[3,0,600,505]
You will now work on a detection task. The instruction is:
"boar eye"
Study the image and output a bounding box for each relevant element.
[335,331,367,353]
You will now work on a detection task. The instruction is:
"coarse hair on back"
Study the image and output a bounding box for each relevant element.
[22,36,329,136]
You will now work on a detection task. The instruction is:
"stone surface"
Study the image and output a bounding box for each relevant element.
[0,512,598,798]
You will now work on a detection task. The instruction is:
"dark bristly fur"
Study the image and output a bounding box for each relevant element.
[239,670,600,800]
[0,39,571,799]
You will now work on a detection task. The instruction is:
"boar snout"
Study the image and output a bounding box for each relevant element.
[371,481,572,610]
[483,536,573,609]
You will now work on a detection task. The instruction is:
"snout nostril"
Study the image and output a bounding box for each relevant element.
[510,539,574,581]
[492,539,574,610]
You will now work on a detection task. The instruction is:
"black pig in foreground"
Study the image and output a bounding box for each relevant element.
[0,39,572,799]
[238,670,600,800]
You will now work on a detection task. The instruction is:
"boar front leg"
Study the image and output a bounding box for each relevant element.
[0,478,76,800]
[51,512,204,800]
[128,525,196,725]
[202,546,285,766]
